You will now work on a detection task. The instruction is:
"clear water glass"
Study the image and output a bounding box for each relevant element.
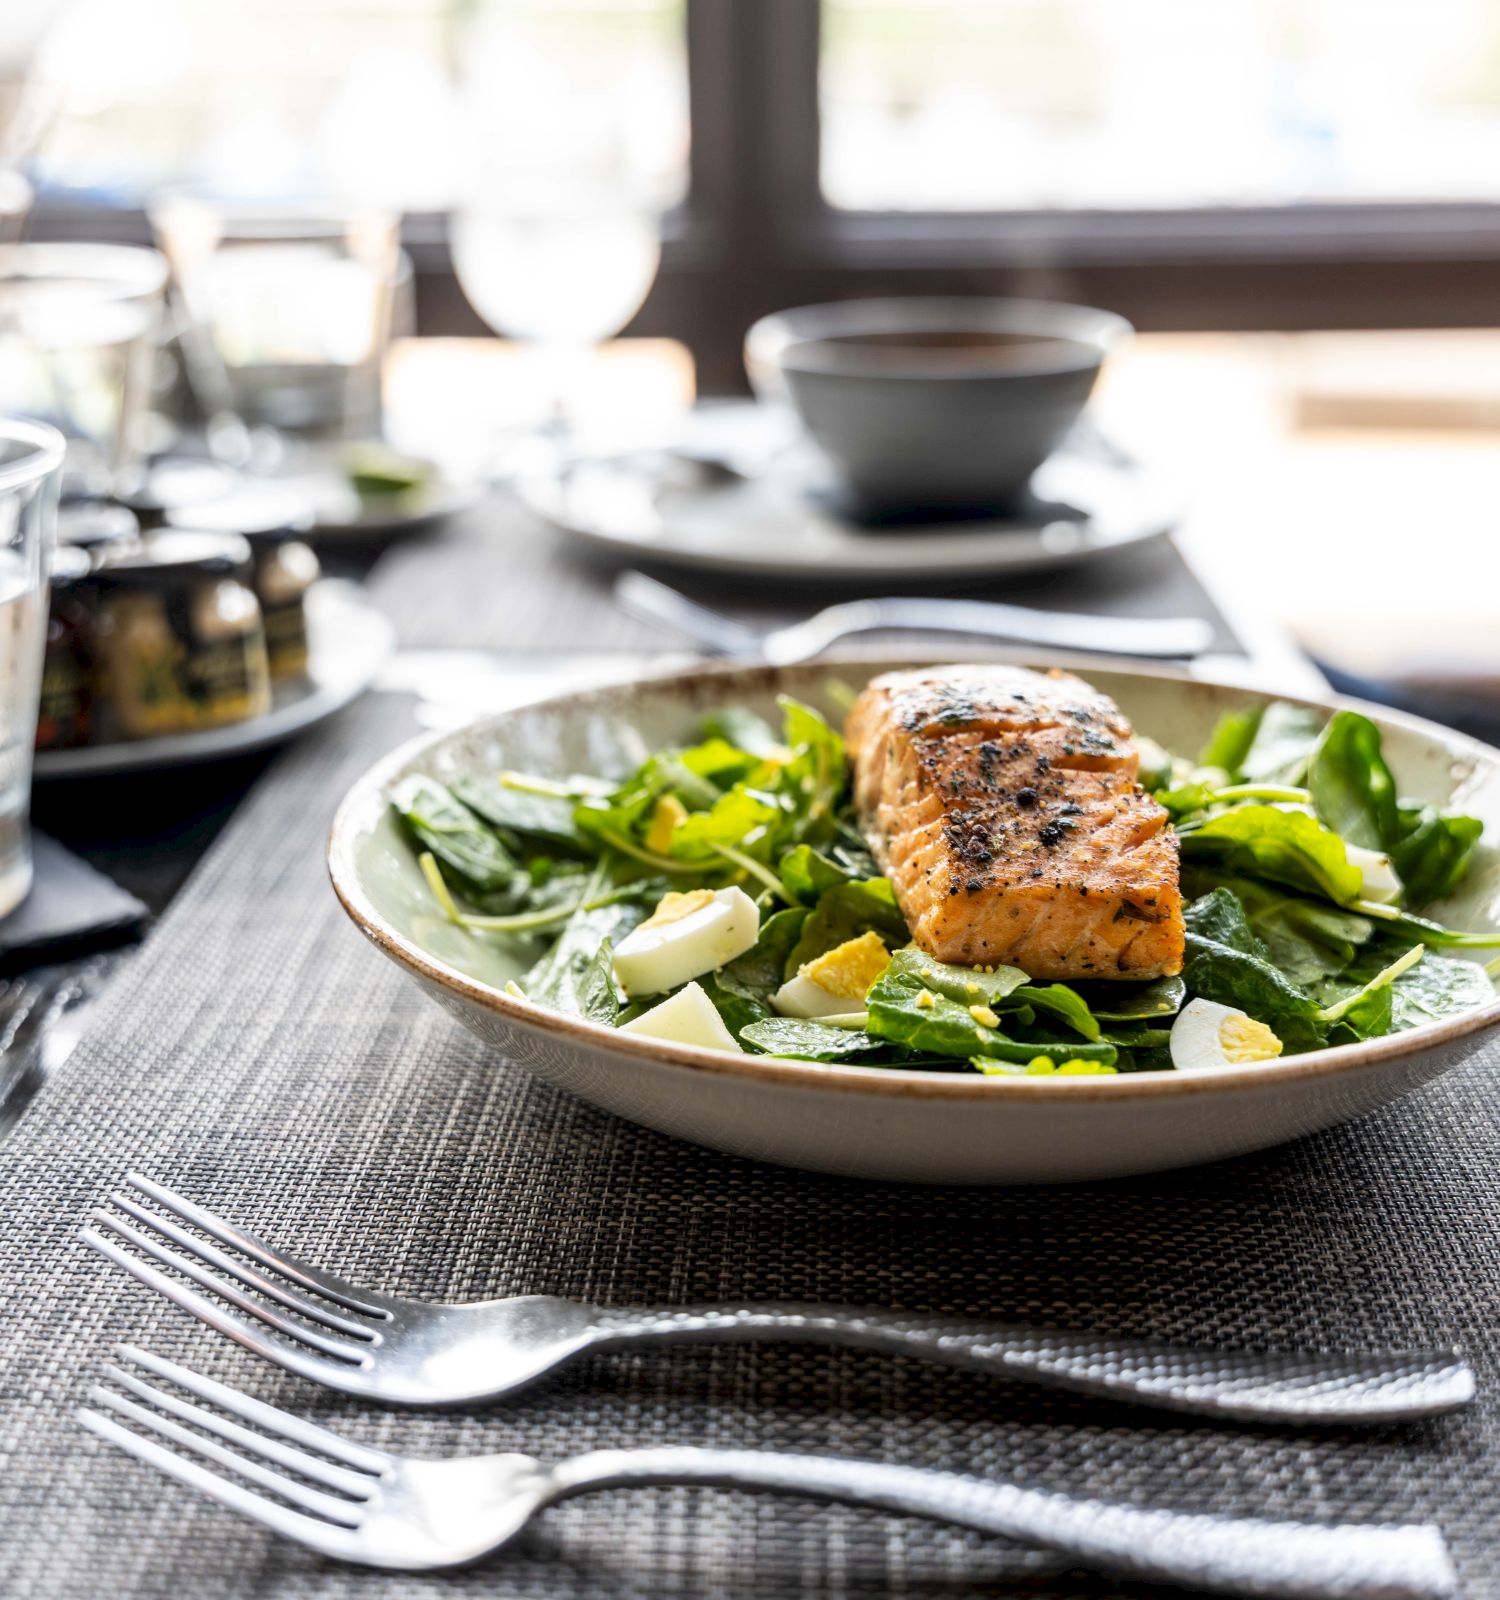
[0,244,167,499]
[0,420,64,919]
[149,196,401,467]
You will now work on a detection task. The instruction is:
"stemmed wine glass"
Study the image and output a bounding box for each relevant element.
[448,0,682,471]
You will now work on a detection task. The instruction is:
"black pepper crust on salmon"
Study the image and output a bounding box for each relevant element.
[844,664,1185,980]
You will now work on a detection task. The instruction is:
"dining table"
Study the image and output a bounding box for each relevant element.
[3,384,1499,1599]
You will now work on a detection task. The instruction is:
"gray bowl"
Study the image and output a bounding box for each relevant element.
[744,296,1131,513]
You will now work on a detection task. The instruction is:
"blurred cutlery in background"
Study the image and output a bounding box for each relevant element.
[615,570,1216,664]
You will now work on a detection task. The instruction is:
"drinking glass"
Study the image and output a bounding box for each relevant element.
[0,244,167,499]
[149,196,401,467]
[0,419,64,919]
[450,1,681,460]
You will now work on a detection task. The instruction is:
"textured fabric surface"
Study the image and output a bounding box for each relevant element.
[2,505,1496,1599]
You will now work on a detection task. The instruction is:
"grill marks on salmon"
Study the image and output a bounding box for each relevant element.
[845,666,1185,980]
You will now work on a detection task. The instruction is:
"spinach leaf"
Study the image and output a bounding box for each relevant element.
[523,906,641,1023]
[1306,710,1400,852]
[1183,868,1376,984]
[1181,889,1328,1053]
[876,946,1030,1007]
[696,974,770,1042]
[1238,702,1325,786]
[1074,975,1186,1021]
[451,776,589,852]
[1390,808,1484,908]
[717,907,810,1001]
[1178,804,1364,905]
[1009,983,1102,1042]
[1318,937,1496,1034]
[1350,902,1500,952]
[1305,710,1483,906]
[739,1018,891,1061]
[866,947,1056,1062]
[390,776,523,897]
[785,878,910,975]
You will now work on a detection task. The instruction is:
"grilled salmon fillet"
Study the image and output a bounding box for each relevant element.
[845,665,1184,980]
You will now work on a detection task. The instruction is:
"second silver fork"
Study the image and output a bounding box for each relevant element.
[83,1172,1475,1423]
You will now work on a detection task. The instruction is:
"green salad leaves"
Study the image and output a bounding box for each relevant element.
[392,690,1497,1076]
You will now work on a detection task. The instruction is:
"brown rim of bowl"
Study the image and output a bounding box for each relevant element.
[327,653,1500,1103]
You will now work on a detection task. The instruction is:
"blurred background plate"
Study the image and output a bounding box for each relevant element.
[521,434,1180,581]
[32,580,394,781]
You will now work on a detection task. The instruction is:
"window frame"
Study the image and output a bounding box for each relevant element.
[24,0,1500,393]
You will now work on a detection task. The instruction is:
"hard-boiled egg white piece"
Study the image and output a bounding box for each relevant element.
[773,931,891,1019]
[619,981,742,1053]
[1169,997,1283,1072]
[612,886,759,999]
[1345,842,1402,904]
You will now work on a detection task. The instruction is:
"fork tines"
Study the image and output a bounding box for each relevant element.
[81,1173,388,1386]
[81,1346,384,1551]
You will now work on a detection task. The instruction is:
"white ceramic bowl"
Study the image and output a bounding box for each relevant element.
[328,657,1500,1185]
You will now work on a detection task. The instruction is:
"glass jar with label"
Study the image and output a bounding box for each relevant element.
[167,487,320,681]
[56,498,140,567]
[87,531,271,740]
[36,546,97,752]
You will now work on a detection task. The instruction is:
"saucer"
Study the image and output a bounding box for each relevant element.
[520,427,1179,582]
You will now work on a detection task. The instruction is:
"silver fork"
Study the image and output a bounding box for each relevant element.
[83,1174,1474,1424]
[614,569,1217,662]
[81,1347,1456,1598]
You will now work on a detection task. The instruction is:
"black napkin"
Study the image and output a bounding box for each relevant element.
[0,834,148,967]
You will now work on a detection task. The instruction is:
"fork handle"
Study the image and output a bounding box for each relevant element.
[583,1305,1472,1425]
[544,1446,1454,1600]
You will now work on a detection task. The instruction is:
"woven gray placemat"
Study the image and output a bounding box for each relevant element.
[0,683,1497,1599]
[1,500,1493,1598]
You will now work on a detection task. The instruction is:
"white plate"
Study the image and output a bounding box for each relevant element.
[283,470,485,540]
[35,581,395,780]
[329,655,1500,1185]
[521,438,1179,581]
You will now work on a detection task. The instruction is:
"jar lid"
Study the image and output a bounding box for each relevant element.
[57,498,140,553]
[91,529,255,591]
[49,545,93,588]
[116,459,237,520]
[165,483,316,544]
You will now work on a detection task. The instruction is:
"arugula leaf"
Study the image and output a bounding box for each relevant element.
[973,1048,1119,1075]
[390,777,523,897]
[677,736,762,789]
[1348,901,1500,951]
[1075,975,1186,1021]
[698,707,783,760]
[778,695,846,843]
[669,787,780,862]
[1390,807,1484,908]
[451,776,589,851]
[785,878,909,975]
[1179,804,1364,905]
[1181,889,1327,1053]
[780,844,858,905]
[1199,707,1262,777]
[1183,868,1376,984]
[739,1017,891,1061]
[1306,711,1400,852]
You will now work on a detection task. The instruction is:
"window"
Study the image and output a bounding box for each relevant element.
[821,0,1500,211]
[10,0,1500,391]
